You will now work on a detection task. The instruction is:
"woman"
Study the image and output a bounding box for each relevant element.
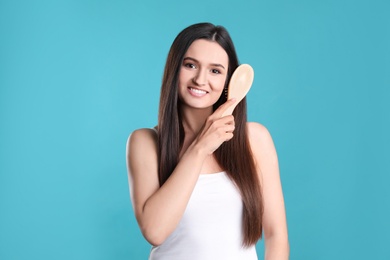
[127,23,289,259]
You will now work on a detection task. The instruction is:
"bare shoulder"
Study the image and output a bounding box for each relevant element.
[126,128,158,177]
[247,122,274,148]
[246,122,278,177]
[127,128,158,152]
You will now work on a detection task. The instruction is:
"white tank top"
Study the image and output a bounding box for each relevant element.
[149,171,258,260]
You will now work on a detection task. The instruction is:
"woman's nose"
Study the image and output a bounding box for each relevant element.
[192,69,207,86]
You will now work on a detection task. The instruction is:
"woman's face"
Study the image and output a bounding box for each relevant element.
[178,39,229,110]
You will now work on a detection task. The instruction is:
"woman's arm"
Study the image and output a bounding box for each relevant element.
[127,128,206,246]
[248,122,289,259]
[127,100,236,246]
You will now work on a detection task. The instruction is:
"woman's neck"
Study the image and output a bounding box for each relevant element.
[180,105,213,137]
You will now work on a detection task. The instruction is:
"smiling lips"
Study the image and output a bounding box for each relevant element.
[188,87,208,97]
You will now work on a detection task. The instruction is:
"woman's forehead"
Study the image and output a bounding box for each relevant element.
[184,39,229,66]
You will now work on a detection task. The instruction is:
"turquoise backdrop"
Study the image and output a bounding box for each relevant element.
[1,0,389,259]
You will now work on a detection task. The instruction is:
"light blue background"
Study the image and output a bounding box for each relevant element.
[1,0,389,259]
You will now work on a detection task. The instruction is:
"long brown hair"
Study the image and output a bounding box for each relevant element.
[157,23,263,247]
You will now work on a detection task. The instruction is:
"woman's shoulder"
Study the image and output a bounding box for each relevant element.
[126,127,158,154]
[129,127,157,138]
[246,122,279,180]
[246,122,273,142]
[246,122,276,157]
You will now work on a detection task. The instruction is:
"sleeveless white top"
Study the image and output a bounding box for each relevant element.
[149,172,258,260]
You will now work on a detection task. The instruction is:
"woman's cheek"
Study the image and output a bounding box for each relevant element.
[218,77,227,93]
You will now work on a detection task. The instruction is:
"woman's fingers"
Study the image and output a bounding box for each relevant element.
[224,122,235,133]
[192,100,237,154]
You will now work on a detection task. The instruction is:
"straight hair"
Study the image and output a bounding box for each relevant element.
[157,22,263,247]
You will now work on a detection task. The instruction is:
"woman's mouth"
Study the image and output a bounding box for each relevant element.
[188,87,208,97]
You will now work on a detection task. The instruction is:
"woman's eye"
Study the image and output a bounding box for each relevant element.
[211,69,221,74]
[185,63,196,69]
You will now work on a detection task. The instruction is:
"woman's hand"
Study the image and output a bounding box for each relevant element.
[192,98,237,155]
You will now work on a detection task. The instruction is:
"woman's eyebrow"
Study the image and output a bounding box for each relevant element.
[183,57,226,70]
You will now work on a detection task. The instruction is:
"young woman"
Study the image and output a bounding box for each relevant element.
[127,23,289,259]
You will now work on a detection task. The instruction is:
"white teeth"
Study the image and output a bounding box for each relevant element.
[190,88,207,94]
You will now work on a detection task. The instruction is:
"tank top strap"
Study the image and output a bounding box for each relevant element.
[151,127,158,136]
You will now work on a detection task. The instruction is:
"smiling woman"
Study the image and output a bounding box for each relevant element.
[126,23,289,260]
[178,39,228,109]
